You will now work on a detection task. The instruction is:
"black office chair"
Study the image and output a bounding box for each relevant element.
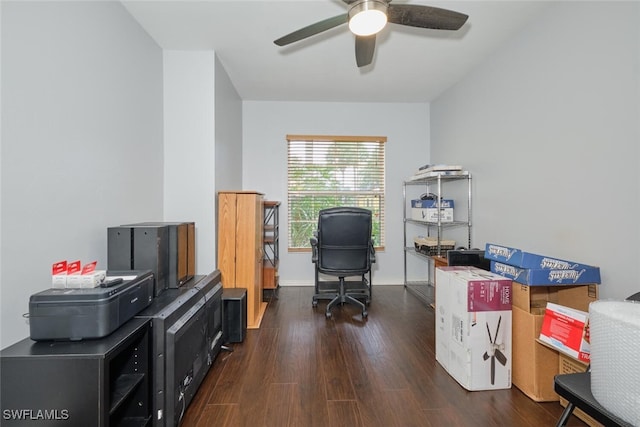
[310,207,375,319]
[554,292,640,427]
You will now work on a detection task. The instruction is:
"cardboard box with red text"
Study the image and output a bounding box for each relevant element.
[511,282,598,401]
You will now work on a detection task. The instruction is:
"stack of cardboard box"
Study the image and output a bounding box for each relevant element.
[484,243,600,402]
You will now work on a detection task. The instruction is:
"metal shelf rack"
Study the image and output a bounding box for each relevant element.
[403,171,472,307]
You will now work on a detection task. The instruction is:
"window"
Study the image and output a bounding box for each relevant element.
[287,134,386,251]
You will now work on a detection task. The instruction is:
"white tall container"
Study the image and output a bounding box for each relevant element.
[589,300,640,425]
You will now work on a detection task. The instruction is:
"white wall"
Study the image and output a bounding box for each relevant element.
[243,101,430,286]
[0,2,164,347]
[432,1,640,300]
[163,51,220,274]
[214,55,243,195]
[213,55,243,266]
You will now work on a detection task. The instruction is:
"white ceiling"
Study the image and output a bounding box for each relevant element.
[122,0,551,103]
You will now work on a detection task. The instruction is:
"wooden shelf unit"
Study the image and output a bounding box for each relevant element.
[217,191,267,329]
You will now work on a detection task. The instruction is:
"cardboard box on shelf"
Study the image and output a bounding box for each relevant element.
[511,283,598,313]
[484,243,598,271]
[512,305,559,401]
[558,354,602,427]
[539,303,590,363]
[491,261,601,286]
[511,281,598,402]
[411,199,454,222]
[435,267,512,391]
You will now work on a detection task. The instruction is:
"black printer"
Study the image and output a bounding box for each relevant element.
[28,270,154,341]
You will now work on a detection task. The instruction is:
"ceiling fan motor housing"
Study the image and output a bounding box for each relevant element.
[348,0,389,36]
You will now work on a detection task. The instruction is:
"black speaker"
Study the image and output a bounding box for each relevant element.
[222,288,247,343]
[107,225,169,296]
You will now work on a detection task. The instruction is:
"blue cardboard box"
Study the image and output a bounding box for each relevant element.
[484,243,596,271]
[490,261,601,286]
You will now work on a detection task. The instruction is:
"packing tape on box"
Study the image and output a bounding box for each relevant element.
[589,300,640,425]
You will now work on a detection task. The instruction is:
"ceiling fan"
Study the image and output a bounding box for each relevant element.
[483,316,508,386]
[273,0,469,68]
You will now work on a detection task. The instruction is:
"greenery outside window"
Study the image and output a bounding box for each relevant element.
[287,134,386,251]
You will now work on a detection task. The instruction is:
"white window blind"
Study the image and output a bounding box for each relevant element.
[287,135,386,250]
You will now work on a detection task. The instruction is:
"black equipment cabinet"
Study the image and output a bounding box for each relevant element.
[0,317,152,427]
[135,270,223,427]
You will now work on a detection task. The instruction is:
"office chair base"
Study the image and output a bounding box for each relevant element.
[325,293,368,319]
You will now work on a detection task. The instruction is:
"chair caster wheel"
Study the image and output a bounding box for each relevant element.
[362,311,368,318]
[325,312,332,319]
[312,300,318,308]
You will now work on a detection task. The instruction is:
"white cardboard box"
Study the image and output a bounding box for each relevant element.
[80,270,106,288]
[435,266,513,391]
[411,199,454,222]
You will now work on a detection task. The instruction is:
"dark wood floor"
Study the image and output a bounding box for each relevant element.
[181,286,586,427]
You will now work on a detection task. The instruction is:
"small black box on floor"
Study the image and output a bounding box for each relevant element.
[222,288,247,343]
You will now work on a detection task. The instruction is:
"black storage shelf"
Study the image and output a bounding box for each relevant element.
[118,416,152,427]
[110,373,145,415]
[0,318,151,427]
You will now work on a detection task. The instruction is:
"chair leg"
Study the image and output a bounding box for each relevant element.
[345,295,367,318]
[555,402,575,427]
[325,277,368,318]
[312,268,319,307]
[325,278,345,318]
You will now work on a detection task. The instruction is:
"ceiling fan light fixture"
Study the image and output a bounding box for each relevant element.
[348,1,388,36]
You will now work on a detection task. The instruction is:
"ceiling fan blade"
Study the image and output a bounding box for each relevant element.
[495,315,502,337]
[387,5,468,31]
[274,14,349,46]
[485,323,493,343]
[495,349,508,366]
[355,35,376,67]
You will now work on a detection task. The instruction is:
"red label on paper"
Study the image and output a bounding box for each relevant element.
[81,261,97,274]
[52,261,67,275]
[67,260,81,275]
[541,309,585,350]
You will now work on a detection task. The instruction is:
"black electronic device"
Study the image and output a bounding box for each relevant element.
[108,226,169,296]
[447,249,490,271]
[222,288,247,343]
[108,222,195,296]
[123,222,195,289]
[135,270,223,427]
[195,270,224,365]
[28,270,154,341]
[101,277,123,288]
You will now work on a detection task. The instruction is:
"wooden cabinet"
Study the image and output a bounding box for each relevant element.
[217,191,267,329]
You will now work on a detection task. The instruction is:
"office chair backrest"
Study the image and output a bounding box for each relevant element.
[317,207,372,273]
